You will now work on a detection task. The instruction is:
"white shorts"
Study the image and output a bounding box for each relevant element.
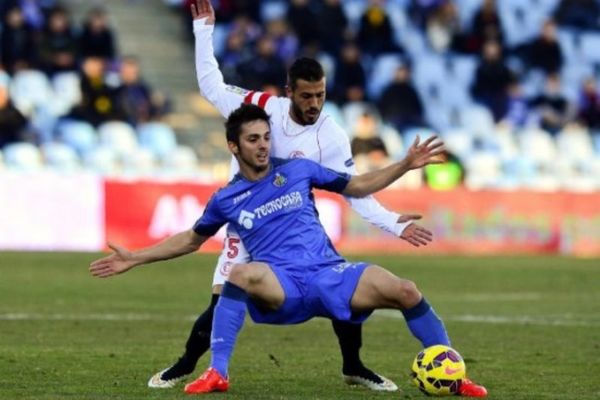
[212,225,251,286]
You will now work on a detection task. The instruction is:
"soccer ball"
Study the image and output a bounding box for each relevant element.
[411,345,466,396]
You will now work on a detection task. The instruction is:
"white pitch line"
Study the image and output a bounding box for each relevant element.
[1,311,599,327]
[374,310,600,327]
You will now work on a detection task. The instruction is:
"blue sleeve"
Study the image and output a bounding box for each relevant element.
[304,159,351,193]
[192,193,226,236]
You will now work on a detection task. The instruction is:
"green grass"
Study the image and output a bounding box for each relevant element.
[1,252,599,399]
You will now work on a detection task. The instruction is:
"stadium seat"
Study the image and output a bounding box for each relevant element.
[51,72,82,116]
[260,0,288,22]
[121,147,157,176]
[162,145,200,177]
[556,127,594,162]
[379,123,404,160]
[9,70,53,116]
[441,128,473,159]
[83,146,120,175]
[367,54,404,99]
[97,121,139,156]
[3,142,44,171]
[342,0,368,31]
[464,151,502,190]
[137,122,178,160]
[518,128,557,163]
[454,0,484,28]
[556,156,596,192]
[40,142,81,172]
[580,32,600,64]
[342,102,380,135]
[458,105,495,138]
[55,119,98,156]
[447,55,477,89]
[322,101,346,129]
[592,132,600,155]
[402,127,437,150]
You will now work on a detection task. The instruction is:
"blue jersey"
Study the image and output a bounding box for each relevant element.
[193,158,351,273]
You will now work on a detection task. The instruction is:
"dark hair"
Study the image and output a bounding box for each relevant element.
[225,104,270,145]
[287,57,324,90]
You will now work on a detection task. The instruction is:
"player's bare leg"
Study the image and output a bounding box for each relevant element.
[351,265,487,397]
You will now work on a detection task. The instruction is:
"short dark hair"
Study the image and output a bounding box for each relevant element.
[225,104,270,145]
[287,57,324,90]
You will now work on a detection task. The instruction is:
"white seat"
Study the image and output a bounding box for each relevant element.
[52,72,82,115]
[441,128,473,159]
[162,145,199,177]
[379,123,404,160]
[260,0,288,22]
[9,70,53,116]
[56,119,98,156]
[137,122,178,160]
[464,151,502,190]
[459,105,495,138]
[121,148,157,176]
[3,142,44,171]
[97,121,138,156]
[83,146,120,175]
[41,142,80,172]
[556,127,594,162]
[518,128,557,163]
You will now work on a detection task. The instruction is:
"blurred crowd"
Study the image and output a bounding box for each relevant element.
[166,0,600,191]
[2,0,600,190]
[0,0,169,150]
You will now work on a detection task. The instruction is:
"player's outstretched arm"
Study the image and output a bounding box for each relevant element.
[343,136,444,198]
[191,0,215,24]
[89,230,207,278]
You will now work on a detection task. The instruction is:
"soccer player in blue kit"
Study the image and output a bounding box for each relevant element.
[90,104,487,397]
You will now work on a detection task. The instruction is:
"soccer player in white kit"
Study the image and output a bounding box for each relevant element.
[148,0,433,391]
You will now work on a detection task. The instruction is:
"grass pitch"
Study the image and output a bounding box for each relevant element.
[0,252,599,399]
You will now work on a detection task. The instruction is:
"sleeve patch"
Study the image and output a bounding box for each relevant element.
[226,85,251,97]
[344,158,355,167]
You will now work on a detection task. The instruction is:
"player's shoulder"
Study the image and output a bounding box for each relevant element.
[241,89,287,112]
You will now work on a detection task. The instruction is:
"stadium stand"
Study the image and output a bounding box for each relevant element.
[0,0,599,189]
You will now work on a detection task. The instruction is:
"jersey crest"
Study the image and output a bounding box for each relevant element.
[272,172,287,187]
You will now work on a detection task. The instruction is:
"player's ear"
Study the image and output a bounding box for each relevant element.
[227,141,239,155]
[285,84,292,98]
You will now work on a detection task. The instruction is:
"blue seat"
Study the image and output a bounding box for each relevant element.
[41,142,80,171]
[56,120,98,156]
[3,142,43,171]
[137,122,178,160]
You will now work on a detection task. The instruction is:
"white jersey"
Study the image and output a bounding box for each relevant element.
[194,19,410,285]
[194,19,408,238]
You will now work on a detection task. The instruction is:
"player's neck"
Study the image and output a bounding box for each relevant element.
[238,161,272,182]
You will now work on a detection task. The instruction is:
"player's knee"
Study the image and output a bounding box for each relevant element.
[398,279,422,308]
[228,263,265,289]
[227,263,252,287]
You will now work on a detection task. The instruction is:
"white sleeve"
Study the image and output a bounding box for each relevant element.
[319,119,409,237]
[193,19,277,118]
[192,20,247,115]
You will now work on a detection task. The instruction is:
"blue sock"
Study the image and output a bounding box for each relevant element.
[210,282,248,378]
[402,298,451,347]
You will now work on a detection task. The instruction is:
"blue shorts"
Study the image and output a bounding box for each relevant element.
[246,262,372,325]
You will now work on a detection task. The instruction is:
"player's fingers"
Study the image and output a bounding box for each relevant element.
[422,135,439,147]
[412,135,420,148]
[416,226,433,238]
[191,2,198,17]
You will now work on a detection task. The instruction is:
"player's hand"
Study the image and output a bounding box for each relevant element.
[397,214,433,247]
[191,0,215,25]
[405,135,445,170]
[89,242,137,278]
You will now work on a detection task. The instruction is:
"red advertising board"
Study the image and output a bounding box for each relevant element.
[104,180,224,252]
[104,180,600,257]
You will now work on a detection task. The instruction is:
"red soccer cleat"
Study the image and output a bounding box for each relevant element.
[184,368,229,394]
[457,378,488,397]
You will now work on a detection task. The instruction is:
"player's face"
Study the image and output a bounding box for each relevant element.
[288,78,326,125]
[231,120,271,174]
